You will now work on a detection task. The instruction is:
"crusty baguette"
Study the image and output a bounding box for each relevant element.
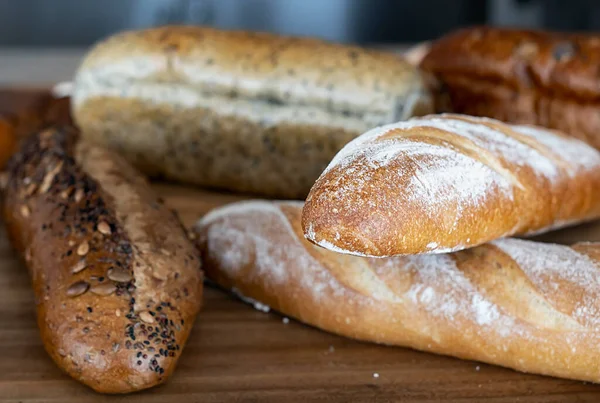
[71,25,433,199]
[301,113,600,257]
[195,200,600,383]
[2,126,203,393]
[420,26,600,149]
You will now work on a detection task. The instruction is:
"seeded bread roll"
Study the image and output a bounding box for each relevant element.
[420,26,600,149]
[196,200,600,384]
[302,114,600,257]
[2,126,203,394]
[71,25,433,199]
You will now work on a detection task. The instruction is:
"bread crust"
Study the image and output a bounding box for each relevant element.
[72,26,433,198]
[196,200,600,384]
[301,114,600,257]
[3,126,203,393]
[421,26,600,148]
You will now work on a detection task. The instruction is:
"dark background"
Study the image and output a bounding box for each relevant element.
[0,0,598,47]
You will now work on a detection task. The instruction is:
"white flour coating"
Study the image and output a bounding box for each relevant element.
[508,124,600,174]
[202,202,527,338]
[323,114,563,180]
[386,254,515,330]
[231,287,271,313]
[401,143,513,215]
[420,116,560,179]
[493,238,600,328]
[198,201,346,303]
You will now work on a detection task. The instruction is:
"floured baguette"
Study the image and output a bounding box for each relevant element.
[302,113,600,257]
[195,200,600,384]
[3,126,203,393]
[71,25,433,199]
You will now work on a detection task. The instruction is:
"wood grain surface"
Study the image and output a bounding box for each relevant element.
[2,90,600,402]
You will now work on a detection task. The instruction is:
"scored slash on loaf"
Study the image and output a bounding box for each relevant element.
[301,113,600,257]
[195,200,600,384]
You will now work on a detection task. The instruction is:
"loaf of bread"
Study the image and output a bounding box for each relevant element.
[196,200,600,384]
[420,26,600,149]
[2,126,203,393]
[71,25,434,199]
[302,113,600,257]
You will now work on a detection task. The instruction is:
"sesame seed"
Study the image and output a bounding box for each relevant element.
[25,183,37,196]
[282,317,290,324]
[60,189,71,199]
[107,267,132,283]
[71,260,87,274]
[66,281,89,297]
[97,221,111,235]
[115,309,121,317]
[373,373,379,378]
[77,241,89,256]
[68,240,76,247]
[139,311,155,324]
[20,205,30,218]
[74,189,84,203]
[90,283,116,296]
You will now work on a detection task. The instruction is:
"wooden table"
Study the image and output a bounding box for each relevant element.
[2,90,600,402]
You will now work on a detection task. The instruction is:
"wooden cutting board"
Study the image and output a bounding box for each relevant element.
[2,90,600,403]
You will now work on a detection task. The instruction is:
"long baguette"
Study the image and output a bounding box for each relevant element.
[420,26,600,149]
[3,126,203,393]
[71,25,433,199]
[302,113,600,257]
[195,200,600,383]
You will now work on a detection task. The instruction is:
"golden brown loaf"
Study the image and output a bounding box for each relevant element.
[196,200,600,384]
[71,25,433,199]
[2,126,203,393]
[420,26,600,149]
[302,113,600,257]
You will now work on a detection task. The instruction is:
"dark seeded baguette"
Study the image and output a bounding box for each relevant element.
[72,25,433,199]
[2,126,203,394]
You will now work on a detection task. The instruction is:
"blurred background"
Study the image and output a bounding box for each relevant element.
[0,0,598,47]
[0,0,598,86]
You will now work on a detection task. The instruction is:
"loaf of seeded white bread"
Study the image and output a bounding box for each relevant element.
[302,113,600,257]
[71,25,433,199]
[196,200,600,383]
[2,126,203,393]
